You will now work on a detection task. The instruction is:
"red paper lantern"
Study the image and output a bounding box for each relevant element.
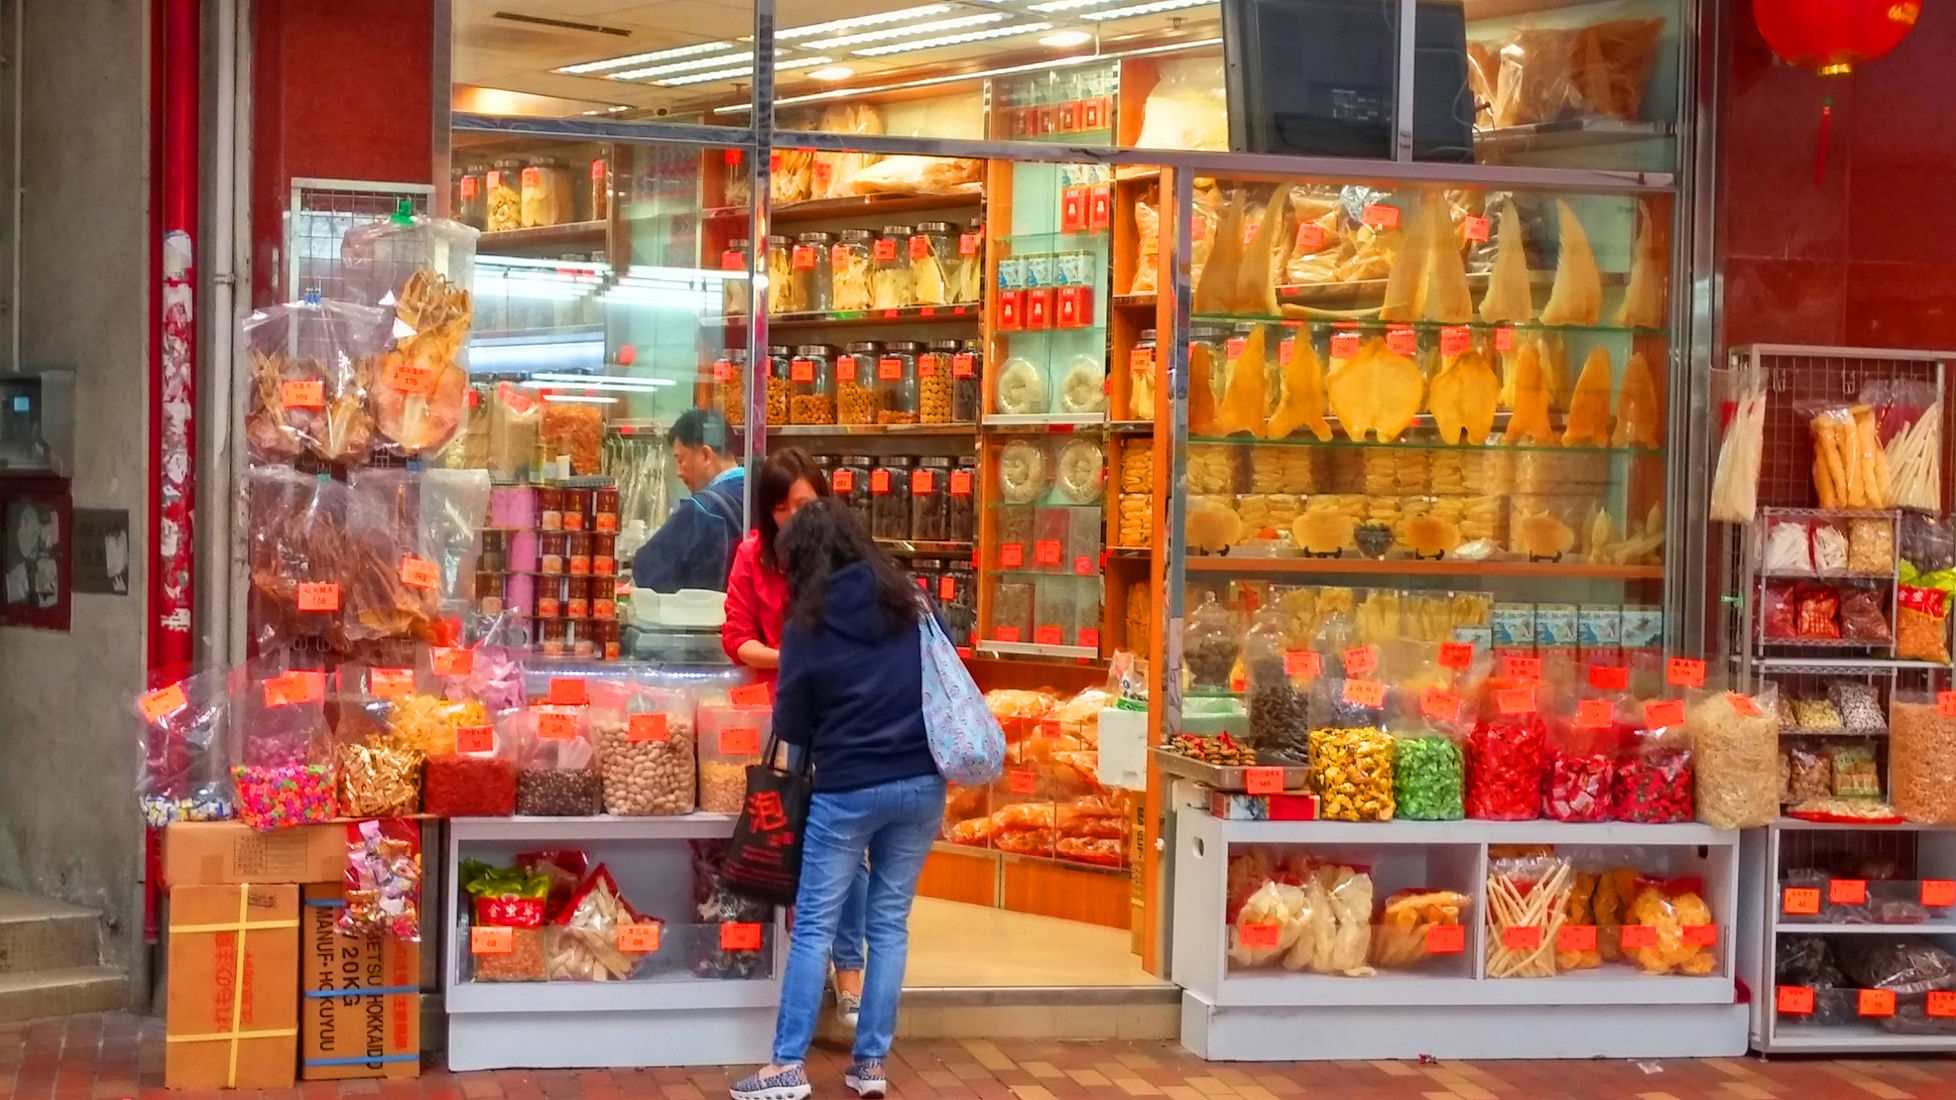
[1754,0,1923,75]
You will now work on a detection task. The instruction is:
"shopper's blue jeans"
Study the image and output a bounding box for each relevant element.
[771,772,947,1064]
[786,745,868,972]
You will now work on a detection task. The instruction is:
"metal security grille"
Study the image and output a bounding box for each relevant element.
[284,178,435,303]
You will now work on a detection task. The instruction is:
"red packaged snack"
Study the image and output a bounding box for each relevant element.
[1467,679,1548,821]
[1762,583,1798,639]
[1614,699,1694,823]
[1838,585,1891,642]
[1546,700,1620,822]
[1795,586,1841,639]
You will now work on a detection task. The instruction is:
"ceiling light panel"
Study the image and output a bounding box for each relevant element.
[655,55,837,86]
[1027,0,1119,12]
[557,40,735,75]
[853,21,1053,56]
[1080,0,1213,19]
[610,51,752,80]
[806,12,1010,49]
[777,4,954,41]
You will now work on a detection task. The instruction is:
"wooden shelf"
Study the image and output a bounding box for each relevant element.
[704,189,982,225]
[479,221,608,253]
[1183,557,1664,580]
[767,423,976,438]
[751,304,983,332]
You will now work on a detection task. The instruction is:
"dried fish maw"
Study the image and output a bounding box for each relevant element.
[1479,201,1534,323]
[1368,344,1426,443]
[1267,330,1333,441]
[1379,197,1428,323]
[1189,339,1219,436]
[1215,326,1270,437]
[1234,185,1287,315]
[1502,340,1554,444]
[1429,349,1500,444]
[1325,342,1378,442]
[1420,196,1474,323]
[1613,351,1663,448]
[1615,201,1667,329]
[1293,512,1357,557]
[1563,347,1615,446]
[1195,189,1244,314]
[1517,511,1577,560]
[1539,201,1602,327]
[1404,515,1464,559]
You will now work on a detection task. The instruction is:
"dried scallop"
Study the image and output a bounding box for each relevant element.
[998,440,1051,504]
[1058,356,1108,414]
[1055,439,1105,504]
[995,357,1050,415]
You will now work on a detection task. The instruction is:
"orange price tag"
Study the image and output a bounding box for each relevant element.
[537,711,576,740]
[1782,887,1821,915]
[721,923,763,951]
[400,556,440,590]
[1343,645,1378,676]
[1777,985,1815,1014]
[1619,924,1658,949]
[1682,924,1717,947]
[1929,991,1956,1018]
[1009,768,1037,795]
[1386,325,1417,356]
[629,713,670,743]
[1728,692,1762,717]
[371,667,414,699]
[1859,989,1897,1017]
[1666,657,1706,688]
[1244,767,1284,795]
[722,727,760,756]
[730,682,771,707]
[470,927,513,955]
[1035,540,1063,566]
[1421,688,1463,723]
[1830,879,1868,905]
[1497,686,1536,715]
[386,360,437,395]
[1294,222,1325,252]
[432,647,474,677]
[619,923,661,954]
[949,470,974,496]
[869,468,889,494]
[1939,692,1956,718]
[1502,926,1541,951]
[1463,214,1490,242]
[1644,699,1686,727]
[910,469,933,495]
[1575,698,1616,730]
[1440,326,1470,356]
[139,683,188,723]
[282,379,324,408]
[831,469,855,493]
[1342,678,1385,708]
[549,678,587,706]
[1924,880,1956,907]
[456,725,494,754]
[1238,923,1280,950]
[1284,650,1322,678]
[296,581,340,612]
[1501,654,1542,682]
[1438,642,1473,670]
[1362,203,1400,230]
[1426,924,1465,954]
[264,671,324,707]
[1589,665,1628,691]
[1494,326,1515,352]
[1558,924,1598,953]
[837,358,859,383]
[790,359,815,383]
[1330,331,1360,358]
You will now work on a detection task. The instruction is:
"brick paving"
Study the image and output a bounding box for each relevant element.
[3,1013,1955,1100]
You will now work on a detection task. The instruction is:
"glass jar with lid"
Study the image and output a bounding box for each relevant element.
[911,222,957,307]
[457,165,488,230]
[952,340,983,422]
[486,159,523,232]
[872,225,913,310]
[713,349,747,427]
[950,219,984,305]
[793,231,834,314]
[1242,606,1310,760]
[722,239,750,317]
[918,340,958,425]
[836,342,882,426]
[788,344,836,425]
[871,456,914,540]
[521,156,573,227]
[831,229,874,312]
[1128,329,1158,421]
[1183,591,1238,691]
[764,345,791,426]
[942,561,976,647]
[765,235,797,314]
[877,341,921,424]
[910,558,945,602]
[910,457,953,541]
[831,455,873,530]
[587,155,610,221]
[948,456,978,542]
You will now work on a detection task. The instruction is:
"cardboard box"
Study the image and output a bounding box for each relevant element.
[163,820,347,886]
[300,885,421,1080]
[1209,790,1320,821]
[165,883,300,1090]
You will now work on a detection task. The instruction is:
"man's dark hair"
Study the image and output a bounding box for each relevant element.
[669,408,735,454]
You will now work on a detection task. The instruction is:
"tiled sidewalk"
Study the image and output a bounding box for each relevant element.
[4,1013,1954,1100]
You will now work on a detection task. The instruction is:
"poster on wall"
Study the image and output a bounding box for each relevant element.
[0,475,71,630]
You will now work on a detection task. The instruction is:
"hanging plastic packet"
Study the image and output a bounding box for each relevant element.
[1467,673,1548,821]
[1687,683,1778,829]
[246,467,351,651]
[1616,690,1694,823]
[230,657,337,829]
[341,206,479,457]
[419,468,492,612]
[343,468,442,646]
[133,668,239,827]
[241,295,391,464]
[340,818,422,941]
[334,668,426,818]
[546,864,659,981]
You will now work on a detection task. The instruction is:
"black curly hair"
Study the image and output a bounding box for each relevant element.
[776,496,923,637]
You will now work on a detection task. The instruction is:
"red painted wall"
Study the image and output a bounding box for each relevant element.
[250,0,436,306]
[1717,0,1950,351]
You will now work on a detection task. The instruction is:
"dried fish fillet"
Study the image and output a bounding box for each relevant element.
[1562,346,1614,446]
[1615,200,1666,329]
[1429,349,1500,445]
[1502,339,1554,444]
[1420,196,1474,323]
[1194,190,1244,314]
[1479,201,1534,324]
[1379,198,1427,323]
[1234,185,1288,315]
[1189,339,1219,436]
[1539,201,1602,327]
[1215,326,1270,437]
[1613,351,1662,448]
[1267,331,1333,441]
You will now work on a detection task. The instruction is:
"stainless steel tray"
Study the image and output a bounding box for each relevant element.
[1152,748,1311,793]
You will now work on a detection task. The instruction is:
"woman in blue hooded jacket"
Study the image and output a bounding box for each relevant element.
[730,498,945,1100]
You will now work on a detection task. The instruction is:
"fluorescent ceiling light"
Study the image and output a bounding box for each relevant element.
[537,393,620,404]
[779,4,954,41]
[1028,0,1118,12]
[1081,0,1212,19]
[656,56,837,87]
[1040,29,1095,45]
[853,22,1053,57]
[805,12,1008,50]
[557,40,733,75]
[611,51,753,81]
[808,65,856,81]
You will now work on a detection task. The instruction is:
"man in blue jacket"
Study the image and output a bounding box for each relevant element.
[631,408,746,593]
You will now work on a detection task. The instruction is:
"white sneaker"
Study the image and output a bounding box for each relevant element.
[836,989,862,1031]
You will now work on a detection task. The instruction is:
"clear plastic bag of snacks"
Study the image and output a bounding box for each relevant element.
[1614,696,1693,823]
[1687,685,1778,829]
[342,211,479,457]
[1467,677,1549,821]
[241,297,391,464]
[508,705,602,816]
[133,668,239,827]
[230,660,337,829]
[591,680,698,816]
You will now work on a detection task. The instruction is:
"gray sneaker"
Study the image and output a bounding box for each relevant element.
[730,1064,811,1100]
[845,1060,887,1098]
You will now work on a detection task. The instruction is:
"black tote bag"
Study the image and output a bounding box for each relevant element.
[720,731,813,908]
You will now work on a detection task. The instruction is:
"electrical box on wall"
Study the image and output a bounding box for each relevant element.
[0,369,76,477]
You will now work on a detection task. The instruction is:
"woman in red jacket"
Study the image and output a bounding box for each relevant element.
[722,447,870,1028]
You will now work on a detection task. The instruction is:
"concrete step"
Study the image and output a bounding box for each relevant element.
[0,890,102,974]
[0,966,128,1024]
